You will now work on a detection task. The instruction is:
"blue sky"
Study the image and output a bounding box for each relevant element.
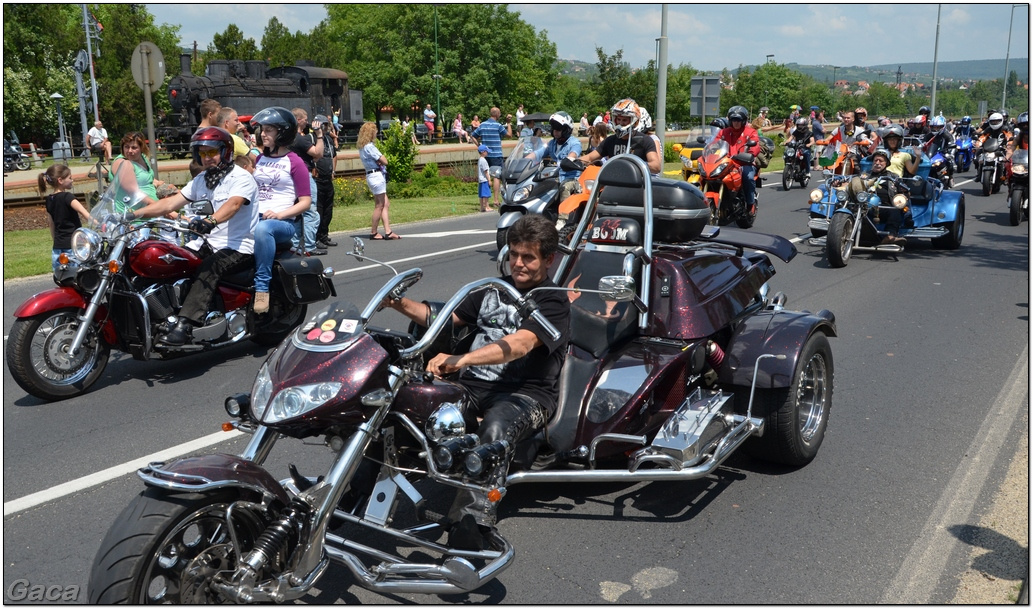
[145,3,1029,73]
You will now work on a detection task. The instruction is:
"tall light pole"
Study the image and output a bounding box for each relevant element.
[832,66,839,89]
[764,55,774,111]
[433,6,440,141]
[1002,3,1024,112]
[930,4,941,116]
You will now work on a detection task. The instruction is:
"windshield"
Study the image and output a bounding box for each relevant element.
[88,159,149,235]
[701,138,730,161]
[502,135,548,181]
[685,126,719,145]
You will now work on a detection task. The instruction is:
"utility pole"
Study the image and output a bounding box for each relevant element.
[655,4,668,149]
[81,4,102,123]
[930,4,941,116]
[1002,4,1024,112]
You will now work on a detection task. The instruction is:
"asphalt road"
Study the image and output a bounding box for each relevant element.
[2,169,1028,604]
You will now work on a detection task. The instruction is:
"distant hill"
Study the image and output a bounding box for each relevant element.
[558,57,1029,87]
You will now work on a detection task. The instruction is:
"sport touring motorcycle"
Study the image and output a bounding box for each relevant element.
[6,162,336,401]
[491,134,563,250]
[89,155,837,603]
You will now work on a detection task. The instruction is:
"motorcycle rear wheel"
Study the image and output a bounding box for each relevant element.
[251,300,308,346]
[1009,186,1026,226]
[89,488,270,604]
[826,214,853,268]
[745,332,833,466]
[6,308,110,401]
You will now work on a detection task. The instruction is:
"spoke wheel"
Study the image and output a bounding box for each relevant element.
[6,308,110,401]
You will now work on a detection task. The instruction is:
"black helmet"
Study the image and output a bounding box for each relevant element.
[795,117,810,130]
[918,106,930,117]
[190,127,234,168]
[251,106,297,151]
[549,111,574,140]
[710,117,729,129]
[1018,112,1029,128]
[727,105,749,124]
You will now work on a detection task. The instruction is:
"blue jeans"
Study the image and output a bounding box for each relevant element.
[741,164,757,207]
[254,218,297,292]
[292,175,321,250]
[52,248,72,271]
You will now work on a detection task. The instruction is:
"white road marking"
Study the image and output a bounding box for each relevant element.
[881,346,1029,603]
[333,241,495,275]
[3,429,242,517]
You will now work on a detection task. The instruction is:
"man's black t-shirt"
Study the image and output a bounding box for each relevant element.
[46,191,82,249]
[290,133,316,171]
[454,276,570,415]
[597,132,656,164]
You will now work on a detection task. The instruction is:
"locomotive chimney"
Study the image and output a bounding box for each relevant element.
[180,53,193,76]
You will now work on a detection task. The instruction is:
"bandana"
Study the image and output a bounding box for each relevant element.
[204,164,231,190]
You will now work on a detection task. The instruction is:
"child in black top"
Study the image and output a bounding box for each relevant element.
[38,165,90,271]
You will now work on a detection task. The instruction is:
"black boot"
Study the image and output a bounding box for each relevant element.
[448,514,493,551]
[162,318,194,346]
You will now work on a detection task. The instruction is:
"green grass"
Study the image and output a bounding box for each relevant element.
[2,194,484,281]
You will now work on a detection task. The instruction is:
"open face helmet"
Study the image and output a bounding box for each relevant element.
[190,126,234,168]
[610,98,641,137]
[871,147,891,164]
[251,106,297,151]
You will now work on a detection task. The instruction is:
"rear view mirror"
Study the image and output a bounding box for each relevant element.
[488,166,502,179]
[599,275,636,302]
[185,200,214,216]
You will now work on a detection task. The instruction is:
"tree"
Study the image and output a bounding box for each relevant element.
[261,17,303,68]
[863,82,906,119]
[664,63,698,126]
[208,24,259,61]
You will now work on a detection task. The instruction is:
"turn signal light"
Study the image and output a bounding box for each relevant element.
[58,253,70,265]
[221,422,235,432]
[487,488,503,503]
[108,260,121,274]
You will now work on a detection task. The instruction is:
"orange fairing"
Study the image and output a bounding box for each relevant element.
[722,169,742,191]
[559,164,600,215]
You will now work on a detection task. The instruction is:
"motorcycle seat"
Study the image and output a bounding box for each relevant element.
[902,177,933,204]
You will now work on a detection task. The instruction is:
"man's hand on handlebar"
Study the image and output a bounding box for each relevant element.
[426,352,463,376]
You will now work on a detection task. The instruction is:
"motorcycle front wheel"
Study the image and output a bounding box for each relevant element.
[781,167,793,191]
[89,488,271,604]
[1009,186,1026,226]
[6,308,110,401]
[981,169,993,196]
[826,214,854,268]
[15,158,30,171]
[745,332,833,466]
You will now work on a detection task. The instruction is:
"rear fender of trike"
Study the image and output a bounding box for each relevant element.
[138,454,291,506]
[717,309,837,389]
[13,286,118,345]
[929,188,963,225]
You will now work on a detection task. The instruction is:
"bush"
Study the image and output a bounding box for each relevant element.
[333,177,373,206]
[421,162,439,179]
[381,122,419,183]
[663,140,679,163]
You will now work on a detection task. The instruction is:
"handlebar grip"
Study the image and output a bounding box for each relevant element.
[529,309,561,342]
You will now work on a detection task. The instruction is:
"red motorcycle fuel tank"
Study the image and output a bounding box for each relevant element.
[128,240,203,280]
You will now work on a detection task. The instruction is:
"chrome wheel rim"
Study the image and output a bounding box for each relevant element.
[795,351,829,443]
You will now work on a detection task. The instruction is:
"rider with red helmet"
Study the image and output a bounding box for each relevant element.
[124,126,261,345]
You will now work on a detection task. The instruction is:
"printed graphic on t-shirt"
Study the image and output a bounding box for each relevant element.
[463,289,524,383]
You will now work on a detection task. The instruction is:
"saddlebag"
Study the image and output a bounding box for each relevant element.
[273,256,336,305]
[597,177,710,243]
[755,136,775,169]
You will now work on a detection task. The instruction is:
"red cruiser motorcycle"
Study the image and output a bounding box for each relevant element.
[696,137,758,228]
[6,162,336,402]
[89,155,836,603]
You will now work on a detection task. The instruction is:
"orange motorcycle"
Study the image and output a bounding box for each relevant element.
[696,138,757,228]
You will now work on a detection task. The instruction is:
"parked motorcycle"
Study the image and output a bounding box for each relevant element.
[89,154,837,603]
[953,134,974,174]
[492,135,562,250]
[976,134,1008,196]
[5,163,337,402]
[696,137,758,227]
[1008,149,1029,226]
[4,138,30,172]
[781,141,811,191]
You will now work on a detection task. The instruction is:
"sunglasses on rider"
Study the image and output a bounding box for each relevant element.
[197,148,221,159]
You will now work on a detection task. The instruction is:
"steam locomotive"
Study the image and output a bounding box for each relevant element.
[159,54,364,154]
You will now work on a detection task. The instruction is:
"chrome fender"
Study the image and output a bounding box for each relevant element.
[138,453,291,506]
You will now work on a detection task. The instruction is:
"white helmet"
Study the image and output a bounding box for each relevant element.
[988,112,1004,130]
[637,107,653,132]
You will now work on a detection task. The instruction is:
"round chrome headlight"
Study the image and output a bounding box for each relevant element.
[835,188,848,203]
[893,194,909,209]
[425,402,466,442]
[809,189,823,203]
[1013,164,1028,176]
[71,228,101,263]
[856,192,870,203]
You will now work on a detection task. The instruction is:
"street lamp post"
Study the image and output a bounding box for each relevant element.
[764,55,774,110]
[1002,3,1024,112]
[832,66,839,90]
[434,6,441,142]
